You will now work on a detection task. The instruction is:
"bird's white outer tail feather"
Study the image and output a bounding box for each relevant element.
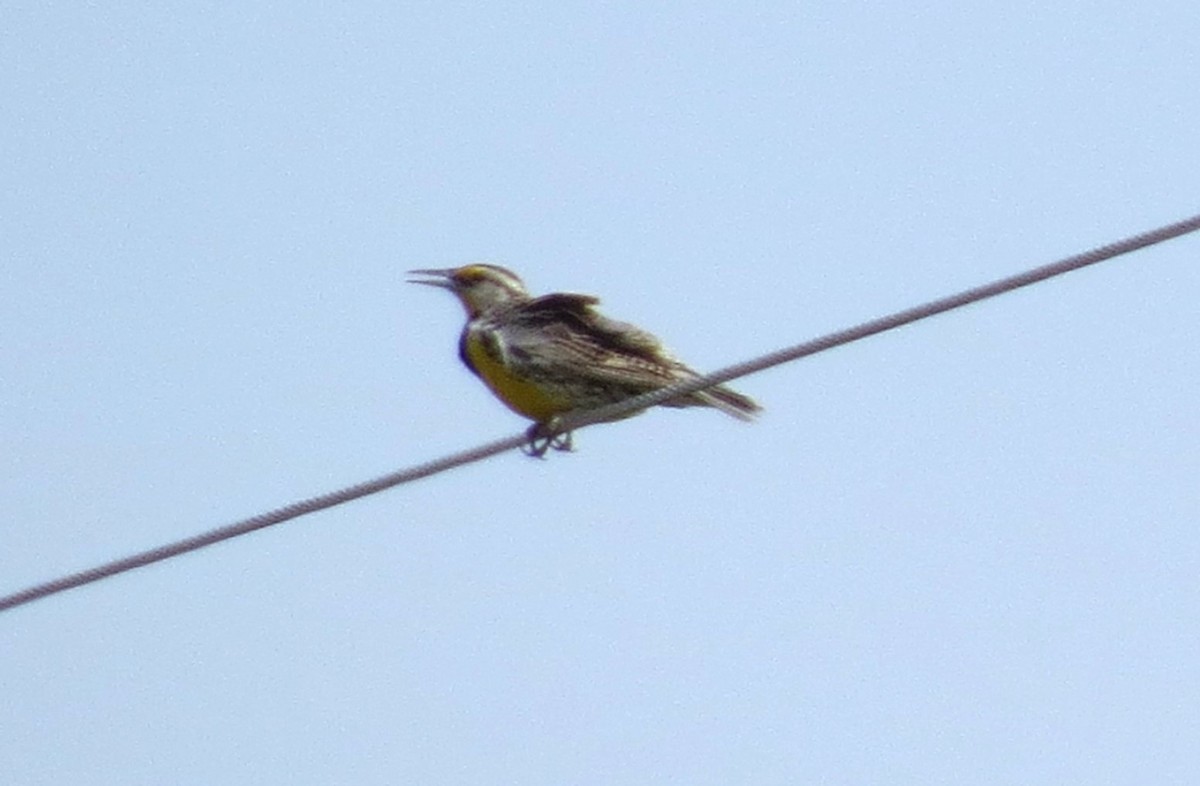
[692,386,761,421]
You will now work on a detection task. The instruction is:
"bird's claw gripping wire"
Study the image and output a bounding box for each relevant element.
[523,419,574,458]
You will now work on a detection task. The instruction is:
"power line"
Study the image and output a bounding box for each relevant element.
[0,433,530,613]
[559,212,1200,431]
[2,213,1198,614]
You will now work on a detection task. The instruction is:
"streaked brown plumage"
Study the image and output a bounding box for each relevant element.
[409,264,760,454]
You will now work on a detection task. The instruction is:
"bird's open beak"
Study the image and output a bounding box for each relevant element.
[407,268,456,289]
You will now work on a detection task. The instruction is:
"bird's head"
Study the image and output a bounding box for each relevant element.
[408,264,531,318]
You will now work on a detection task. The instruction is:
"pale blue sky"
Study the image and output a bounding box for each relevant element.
[3,3,1199,784]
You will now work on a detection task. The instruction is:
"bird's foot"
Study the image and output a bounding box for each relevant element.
[523,419,574,458]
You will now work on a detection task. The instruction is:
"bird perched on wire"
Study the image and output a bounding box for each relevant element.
[409,264,761,456]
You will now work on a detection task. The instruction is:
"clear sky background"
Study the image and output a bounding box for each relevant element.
[3,3,1198,784]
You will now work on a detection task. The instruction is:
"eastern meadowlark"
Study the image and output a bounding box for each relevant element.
[409,264,761,456]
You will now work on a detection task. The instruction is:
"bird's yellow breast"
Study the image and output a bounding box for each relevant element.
[464,333,569,422]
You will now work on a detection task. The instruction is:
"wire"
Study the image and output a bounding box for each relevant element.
[2,213,1198,613]
[0,433,530,613]
[560,212,1200,431]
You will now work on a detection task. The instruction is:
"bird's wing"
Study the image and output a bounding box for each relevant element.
[501,292,761,419]
[507,293,688,388]
[518,293,668,358]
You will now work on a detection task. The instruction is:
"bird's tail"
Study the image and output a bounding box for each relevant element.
[692,384,762,421]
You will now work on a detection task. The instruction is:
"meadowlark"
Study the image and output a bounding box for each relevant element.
[409,264,761,456]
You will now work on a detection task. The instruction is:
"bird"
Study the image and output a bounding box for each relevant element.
[408,264,761,456]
